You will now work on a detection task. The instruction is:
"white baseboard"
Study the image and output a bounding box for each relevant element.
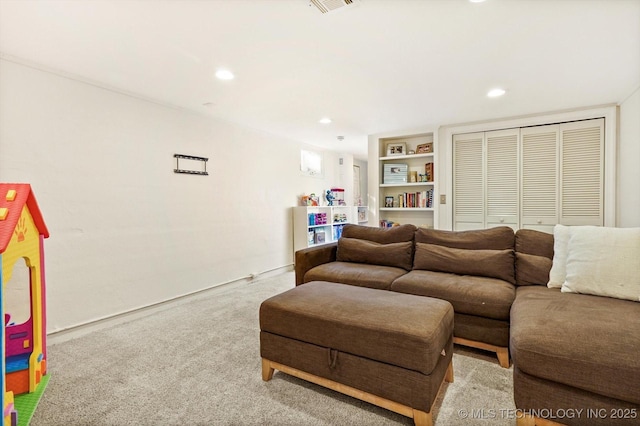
[47,265,293,345]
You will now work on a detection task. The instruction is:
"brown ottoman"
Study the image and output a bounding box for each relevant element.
[260,281,454,426]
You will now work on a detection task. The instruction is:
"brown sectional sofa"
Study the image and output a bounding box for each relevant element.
[295,224,640,425]
[511,230,640,425]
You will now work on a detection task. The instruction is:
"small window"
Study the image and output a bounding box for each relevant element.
[4,258,32,326]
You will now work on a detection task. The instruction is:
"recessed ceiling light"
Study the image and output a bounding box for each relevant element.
[487,88,506,98]
[469,0,486,3]
[319,117,332,124]
[215,69,234,80]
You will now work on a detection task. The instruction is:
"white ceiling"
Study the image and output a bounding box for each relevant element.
[1,0,639,159]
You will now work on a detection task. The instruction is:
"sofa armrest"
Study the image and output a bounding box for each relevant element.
[295,242,338,286]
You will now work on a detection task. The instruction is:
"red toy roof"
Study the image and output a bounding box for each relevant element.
[0,183,49,254]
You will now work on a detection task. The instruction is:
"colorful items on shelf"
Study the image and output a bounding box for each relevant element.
[308,229,326,245]
[300,193,320,206]
[308,213,327,226]
[329,188,345,206]
[333,213,347,223]
[380,220,401,228]
[0,184,49,426]
[325,190,335,206]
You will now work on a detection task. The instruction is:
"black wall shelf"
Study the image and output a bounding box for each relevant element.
[174,154,209,176]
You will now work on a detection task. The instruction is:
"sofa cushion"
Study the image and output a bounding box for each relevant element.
[561,226,640,302]
[515,253,552,286]
[454,312,511,348]
[342,223,416,244]
[515,228,554,259]
[515,229,554,287]
[391,270,516,320]
[304,261,407,290]
[413,243,515,284]
[415,226,515,250]
[510,286,640,405]
[337,237,413,271]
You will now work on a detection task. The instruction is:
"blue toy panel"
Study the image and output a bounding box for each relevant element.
[6,353,30,374]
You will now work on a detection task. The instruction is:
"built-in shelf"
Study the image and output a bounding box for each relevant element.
[380,182,434,188]
[377,132,437,228]
[379,153,434,161]
[380,207,434,212]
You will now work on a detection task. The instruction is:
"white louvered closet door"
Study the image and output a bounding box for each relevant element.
[520,125,559,233]
[560,118,604,225]
[453,133,484,230]
[485,129,519,230]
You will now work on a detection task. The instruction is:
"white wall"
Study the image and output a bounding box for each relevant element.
[0,59,341,332]
[618,87,640,227]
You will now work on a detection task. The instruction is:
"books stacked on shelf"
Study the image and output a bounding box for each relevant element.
[380,219,400,228]
[308,212,327,225]
[425,162,434,182]
[383,164,408,184]
[396,189,434,208]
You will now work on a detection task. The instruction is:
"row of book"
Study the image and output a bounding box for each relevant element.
[393,189,434,208]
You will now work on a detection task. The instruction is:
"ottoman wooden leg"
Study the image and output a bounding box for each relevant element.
[496,347,510,368]
[261,358,274,381]
[445,361,454,383]
[412,409,432,426]
[516,413,564,426]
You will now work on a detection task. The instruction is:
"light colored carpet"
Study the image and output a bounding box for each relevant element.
[32,271,516,425]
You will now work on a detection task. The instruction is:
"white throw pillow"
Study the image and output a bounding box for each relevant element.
[561,226,640,302]
[547,224,571,289]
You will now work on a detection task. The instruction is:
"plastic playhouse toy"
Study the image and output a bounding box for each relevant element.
[0,184,49,426]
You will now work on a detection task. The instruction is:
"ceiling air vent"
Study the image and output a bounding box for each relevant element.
[310,0,356,14]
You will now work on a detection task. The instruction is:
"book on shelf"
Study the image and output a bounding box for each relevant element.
[425,162,434,182]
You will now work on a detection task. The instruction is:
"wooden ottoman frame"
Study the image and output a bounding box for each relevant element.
[262,358,453,426]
